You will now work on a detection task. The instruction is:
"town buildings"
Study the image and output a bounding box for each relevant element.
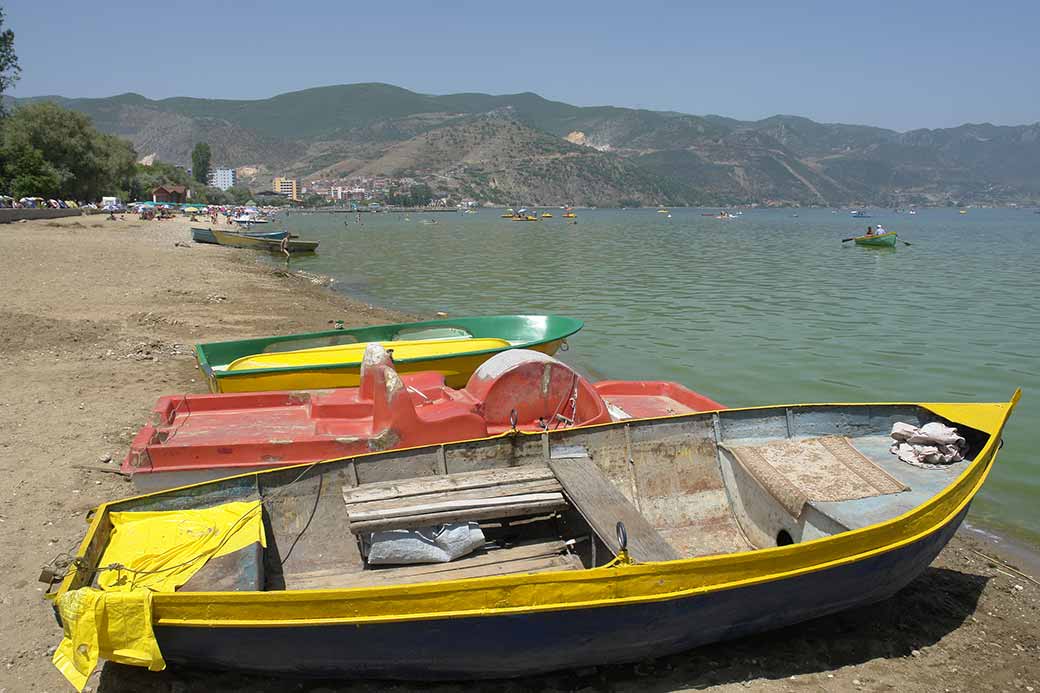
[207,167,237,191]
[271,177,300,200]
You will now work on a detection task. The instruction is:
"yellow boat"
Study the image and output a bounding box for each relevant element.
[195,315,583,392]
[562,212,577,218]
[657,209,669,214]
[512,215,539,221]
[47,392,1019,685]
[541,213,553,218]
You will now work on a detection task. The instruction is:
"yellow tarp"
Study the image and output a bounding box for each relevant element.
[53,588,164,691]
[53,500,265,691]
[98,500,265,592]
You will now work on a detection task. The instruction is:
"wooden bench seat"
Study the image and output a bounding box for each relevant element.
[342,466,568,533]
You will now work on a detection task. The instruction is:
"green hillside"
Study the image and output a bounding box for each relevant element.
[8,84,1039,206]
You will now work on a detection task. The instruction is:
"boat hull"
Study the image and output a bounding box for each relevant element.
[191,227,288,244]
[195,315,585,393]
[152,503,968,679]
[211,228,317,252]
[854,233,898,247]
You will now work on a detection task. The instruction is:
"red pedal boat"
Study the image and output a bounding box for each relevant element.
[123,348,723,491]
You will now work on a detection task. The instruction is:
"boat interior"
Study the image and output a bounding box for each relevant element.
[83,405,990,594]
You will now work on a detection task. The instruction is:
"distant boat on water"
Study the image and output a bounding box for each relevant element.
[850,210,871,218]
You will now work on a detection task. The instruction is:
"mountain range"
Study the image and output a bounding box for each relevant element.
[8,83,1040,206]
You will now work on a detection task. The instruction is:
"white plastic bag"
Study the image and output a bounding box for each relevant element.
[366,522,486,565]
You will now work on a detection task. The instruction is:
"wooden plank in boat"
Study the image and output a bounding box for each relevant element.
[548,454,680,563]
[342,466,555,505]
[288,539,582,590]
[348,497,568,534]
[349,492,566,522]
[344,478,562,513]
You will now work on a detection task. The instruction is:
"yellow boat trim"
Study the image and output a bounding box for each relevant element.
[225,337,512,372]
[58,393,1020,629]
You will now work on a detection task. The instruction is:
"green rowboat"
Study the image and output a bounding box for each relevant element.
[195,315,584,392]
[854,232,898,247]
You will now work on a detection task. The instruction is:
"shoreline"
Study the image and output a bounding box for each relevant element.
[1,215,1037,692]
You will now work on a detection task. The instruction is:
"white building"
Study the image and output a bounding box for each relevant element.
[207,168,237,191]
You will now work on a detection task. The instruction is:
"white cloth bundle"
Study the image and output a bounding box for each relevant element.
[890,422,966,466]
[366,522,486,565]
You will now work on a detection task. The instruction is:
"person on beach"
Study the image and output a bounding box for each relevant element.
[280,234,291,266]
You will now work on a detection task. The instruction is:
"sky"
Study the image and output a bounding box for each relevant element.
[3,0,1039,131]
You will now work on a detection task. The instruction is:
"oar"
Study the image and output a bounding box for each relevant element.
[841,236,857,243]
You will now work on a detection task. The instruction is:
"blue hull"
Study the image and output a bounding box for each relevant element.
[153,505,969,679]
[192,228,288,244]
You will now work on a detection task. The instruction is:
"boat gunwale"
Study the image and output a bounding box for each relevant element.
[54,394,1020,628]
[193,315,584,380]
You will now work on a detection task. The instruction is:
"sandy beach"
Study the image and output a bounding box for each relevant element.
[0,214,1037,693]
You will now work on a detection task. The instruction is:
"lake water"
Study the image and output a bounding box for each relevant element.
[282,207,1039,546]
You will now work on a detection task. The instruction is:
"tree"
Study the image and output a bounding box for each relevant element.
[0,102,138,199]
[4,140,60,197]
[0,7,19,117]
[191,142,211,184]
[227,185,253,205]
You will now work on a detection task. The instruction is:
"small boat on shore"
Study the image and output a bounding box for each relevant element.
[211,228,319,253]
[195,314,583,392]
[124,347,723,491]
[541,212,553,218]
[191,227,288,245]
[48,391,1019,686]
[853,232,898,247]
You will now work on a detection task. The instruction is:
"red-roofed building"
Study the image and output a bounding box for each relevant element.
[152,185,188,204]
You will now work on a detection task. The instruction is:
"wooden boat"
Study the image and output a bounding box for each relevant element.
[48,391,1019,686]
[191,227,288,245]
[124,348,723,491]
[854,232,898,247]
[195,314,584,392]
[211,228,318,252]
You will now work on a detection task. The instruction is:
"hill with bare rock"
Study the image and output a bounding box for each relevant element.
[8,84,1039,206]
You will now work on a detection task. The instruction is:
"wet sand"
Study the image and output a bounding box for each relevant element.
[0,214,1037,692]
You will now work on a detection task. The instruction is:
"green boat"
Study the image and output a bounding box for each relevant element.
[195,315,584,392]
[854,232,898,247]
